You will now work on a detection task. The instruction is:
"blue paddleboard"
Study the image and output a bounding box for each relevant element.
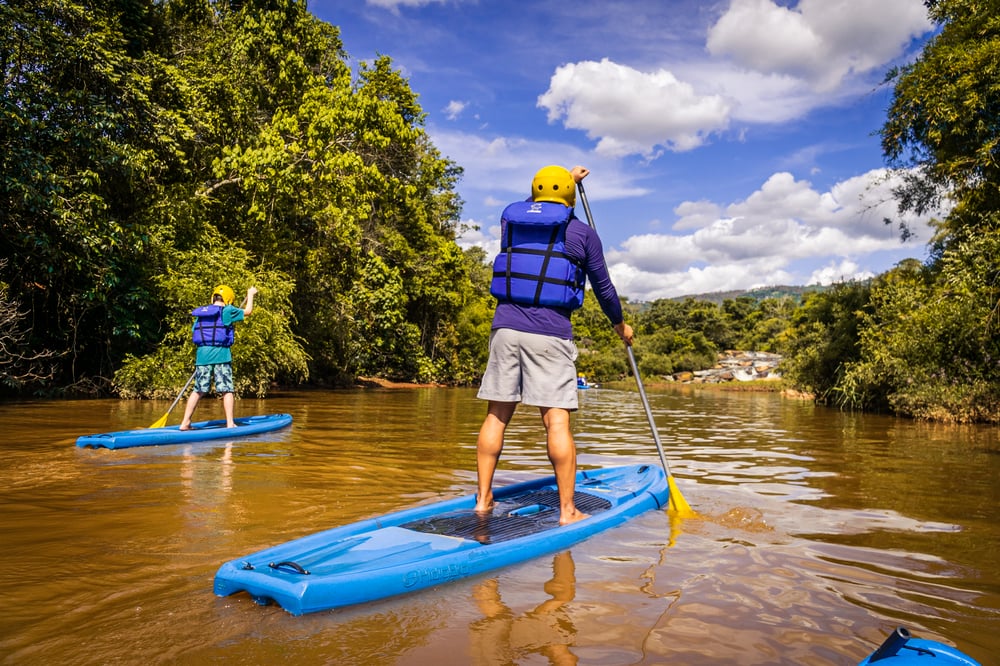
[214,464,668,614]
[858,627,980,665]
[76,413,293,449]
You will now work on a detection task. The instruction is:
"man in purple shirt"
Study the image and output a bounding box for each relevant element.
[475,165,634,525]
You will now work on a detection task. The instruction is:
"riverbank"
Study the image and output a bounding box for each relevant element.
[354,350,816,400]
[355,376,445,389]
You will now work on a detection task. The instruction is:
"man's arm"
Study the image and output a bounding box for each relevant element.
[243,287,258,316]
[578,226,634,344]
[569,166,633,345]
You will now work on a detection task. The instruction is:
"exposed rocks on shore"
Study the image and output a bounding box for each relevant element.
[668,350,783,384]
[355,351,786,391]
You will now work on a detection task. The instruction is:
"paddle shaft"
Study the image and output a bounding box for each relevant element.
[576,181,674,479]
[171,370,197,409]
[625,345,675,476]
[151,369,196,427]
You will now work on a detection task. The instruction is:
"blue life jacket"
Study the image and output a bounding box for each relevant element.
[191,304,235,347]
[489,201,586,310]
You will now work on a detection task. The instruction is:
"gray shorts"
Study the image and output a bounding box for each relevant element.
[477,329,579,409]
[193,363,234,394]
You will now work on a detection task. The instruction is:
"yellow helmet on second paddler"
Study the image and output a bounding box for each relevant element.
[212,284,236,305]
[531,165,575,207]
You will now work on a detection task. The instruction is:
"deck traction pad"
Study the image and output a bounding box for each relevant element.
[402,489,613,544]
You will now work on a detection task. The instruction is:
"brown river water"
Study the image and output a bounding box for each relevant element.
[0,386,997,665]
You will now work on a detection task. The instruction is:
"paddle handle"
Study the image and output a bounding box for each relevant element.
[869,627,911,662]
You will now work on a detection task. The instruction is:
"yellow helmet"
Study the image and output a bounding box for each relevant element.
[212,284,236,305]
[530,165,575,207]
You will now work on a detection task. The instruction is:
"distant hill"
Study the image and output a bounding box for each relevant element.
[669,284,830,305]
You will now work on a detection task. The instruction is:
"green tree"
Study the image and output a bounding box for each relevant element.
[739,297,797,352]
[881,0,1000,240]
[147,2,470,387]
[853,0,1000,421]
[684,299,733,349]
[1,0,186,390]
[839,238,1000,421]
[451,247,495,385]
[639,298,689,334]
[778,281,870,405]
[637,327,716,377]
[722,296,757,345]
[196,14,467,382]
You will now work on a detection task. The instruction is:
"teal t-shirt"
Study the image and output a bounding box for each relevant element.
[193,304,245,366]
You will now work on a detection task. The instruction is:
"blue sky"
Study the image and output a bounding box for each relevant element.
[310,0,940,301]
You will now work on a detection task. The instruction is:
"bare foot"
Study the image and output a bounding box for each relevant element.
[226,422,237,428]
[474,493,494,514]
[559,509,590,526]
[179,424,191,431]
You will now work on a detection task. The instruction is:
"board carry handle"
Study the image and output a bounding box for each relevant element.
[269,560,310,575]
[507,504,552,517]
[869,627,920,662]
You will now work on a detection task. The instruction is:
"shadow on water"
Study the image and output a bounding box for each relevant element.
[0,386,997,665]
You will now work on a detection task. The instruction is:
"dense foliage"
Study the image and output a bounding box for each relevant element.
[572,293,800,384]
[1,0,474,396]
[780,0,1000,422]
[3,0,998,424]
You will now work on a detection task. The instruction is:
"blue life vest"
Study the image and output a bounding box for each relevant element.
[489,201,586,310]
[191,304,235,347]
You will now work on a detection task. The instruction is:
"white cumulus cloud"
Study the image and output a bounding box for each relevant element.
[601,168,938,301]
[706,0,932,91]
[537,58,731,157]
[534,2,932,158]
[443,100,467,120]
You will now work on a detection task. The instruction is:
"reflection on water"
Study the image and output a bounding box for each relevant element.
[0,387,997,665]
[471,552,579,666]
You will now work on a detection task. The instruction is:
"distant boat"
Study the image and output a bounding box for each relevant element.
[577,376,598,390]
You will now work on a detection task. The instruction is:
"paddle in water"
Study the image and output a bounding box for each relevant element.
[148,370,196,428]
[577,181,696,518]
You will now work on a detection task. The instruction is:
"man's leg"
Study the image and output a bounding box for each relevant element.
[541,407,588,525]
[475,401,517,512]
[179,391,202,430]
[215,363,237,427]
[180,365,211,430]
[223,392,235,427]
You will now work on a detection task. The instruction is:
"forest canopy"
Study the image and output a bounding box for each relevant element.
[2,0,999,423]
[1,0,481,397]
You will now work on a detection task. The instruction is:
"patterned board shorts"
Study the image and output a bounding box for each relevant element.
[193,363,234,394]
[476,328,579,410]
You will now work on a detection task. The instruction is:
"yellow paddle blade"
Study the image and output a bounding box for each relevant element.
[667,475,696,518]
[149,370,196,428]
